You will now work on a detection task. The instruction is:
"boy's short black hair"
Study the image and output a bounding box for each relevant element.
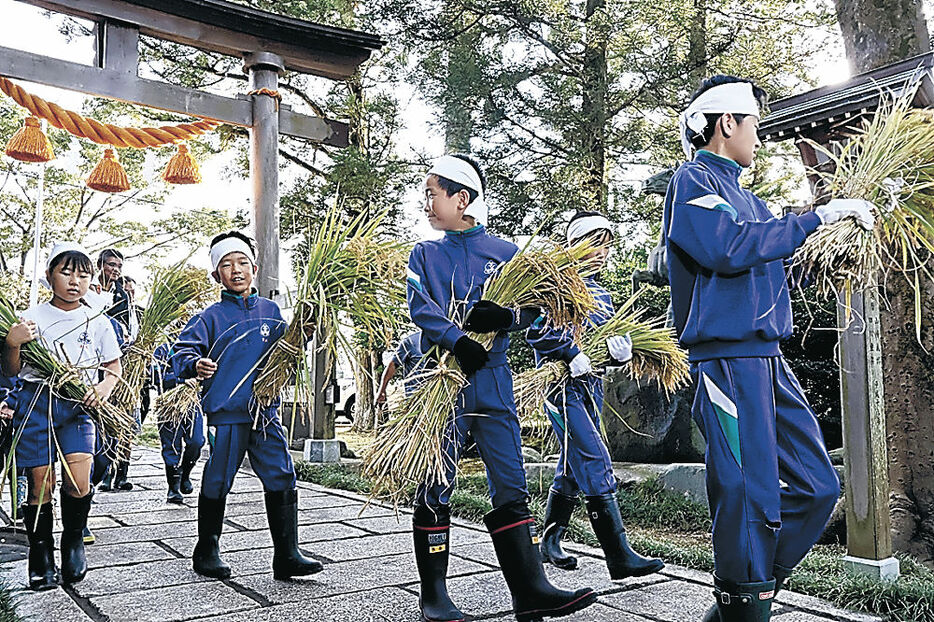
[210,231,256,255]
[50,250,94,274]
[687,75,769,150]
[97,248,124,268]
[433,153,487,204]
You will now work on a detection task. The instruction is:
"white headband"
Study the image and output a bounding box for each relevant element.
[427,155,488,225]
[47,241,91,271]
[679,82,760,159]
[210,238,255,271]
[567,215,613,245]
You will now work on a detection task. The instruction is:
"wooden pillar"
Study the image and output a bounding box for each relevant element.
[244,51,284,299]
[837,287,899,580]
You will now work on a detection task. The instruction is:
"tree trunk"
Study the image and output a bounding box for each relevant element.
[687,0,707,87]
[833,0,930,74]
[351,346,380,432]
[442,22,479,152]
[833,0,934,560]
[581,0,608,211]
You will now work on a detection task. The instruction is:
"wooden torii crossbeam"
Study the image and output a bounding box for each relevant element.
[759,52,934,581]
[1,0,385,298]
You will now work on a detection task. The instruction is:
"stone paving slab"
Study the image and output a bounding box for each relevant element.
[90,581,257,622]
[201,586,422,622]
[13,585,90,622]
[0,447,882,622]
[71,557,212,598]
[227,551,488,606]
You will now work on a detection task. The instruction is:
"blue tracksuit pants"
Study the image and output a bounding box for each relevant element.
[159,408,205,468]
[417,360,529,510]
[200,418,296,499]
[11,382,95,468]
[544,375,616,497]
[691,356,839,583]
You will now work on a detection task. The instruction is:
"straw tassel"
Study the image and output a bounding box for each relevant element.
[4,116,54,163]
[162,143,202,184]
[87,148,130,193]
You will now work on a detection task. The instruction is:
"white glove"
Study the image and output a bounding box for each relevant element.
[607,333,633,364]
[568,352,593,378]
[815,198,876,231]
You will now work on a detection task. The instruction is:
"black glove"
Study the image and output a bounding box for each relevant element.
[463,301,513,333]
[452,336,489,377]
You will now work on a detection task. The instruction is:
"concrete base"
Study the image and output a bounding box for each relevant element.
[303,439,341,463]
[842,555,900,582]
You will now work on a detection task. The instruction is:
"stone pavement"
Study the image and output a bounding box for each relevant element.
[0,447,880,622]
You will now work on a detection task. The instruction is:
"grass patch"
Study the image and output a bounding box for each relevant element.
[0,578,22,622]
[295,460,934,621]
[136,420,161,449]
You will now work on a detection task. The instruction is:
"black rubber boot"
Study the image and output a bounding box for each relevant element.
[540,490,578,570]
[165,465,183,504]
[114,461,133,491]
[193,494,231,579]
[413,504,465,622]
[264,489,323,579]
[98,465,113,492]
[702,565,793,622]
[60,492,92,584]
[712,576,776,622]
[180,454,198,495]
[484,500,597,622]
[584,493,664,580]
[23,503,59,590]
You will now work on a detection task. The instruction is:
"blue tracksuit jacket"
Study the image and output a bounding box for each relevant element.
[172,290,286,425]
[663,150,822,361]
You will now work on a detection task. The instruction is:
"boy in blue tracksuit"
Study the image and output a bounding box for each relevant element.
[153,342,204,504]
[665,75,876,622]
[407,154,596,622]
[172,231,321,581]
[528,211,664,582]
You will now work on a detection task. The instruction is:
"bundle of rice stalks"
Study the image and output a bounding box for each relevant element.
[514,293,689,426]
[153,379,202,428]
[109,261,214,413]
[362,240,598,504]
[252,208,408,410]
[0,295,136,451]
[792,84,934,334]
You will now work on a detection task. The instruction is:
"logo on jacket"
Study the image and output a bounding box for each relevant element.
[77,331,92,346]
[484,260,497,275]
[260,323,271,338]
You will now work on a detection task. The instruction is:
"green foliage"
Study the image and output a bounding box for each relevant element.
[783,288,842,448]
[0,577,21,622]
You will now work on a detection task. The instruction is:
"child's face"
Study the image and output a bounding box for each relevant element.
[214,252,255,294]
[424,175,470,231]
[48,262,92,304]
[722,113,761,168]
[576,230,612,274]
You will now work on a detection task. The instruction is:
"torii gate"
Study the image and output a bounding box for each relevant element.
[1,0,384,299]
[759,53,934,581]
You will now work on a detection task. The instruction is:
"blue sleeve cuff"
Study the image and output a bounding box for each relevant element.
[797,211,822,235]
[439,325,468,352]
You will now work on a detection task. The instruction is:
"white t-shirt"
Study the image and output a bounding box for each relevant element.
[19,302,122,386]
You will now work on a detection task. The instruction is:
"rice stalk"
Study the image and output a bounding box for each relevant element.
[514,293,689,427]
[0,295,136,453]
[153,380,202,428]
[792,83,934,335]
[253,208,408,410]
[362,239,599,504]
[109,261,214,413]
